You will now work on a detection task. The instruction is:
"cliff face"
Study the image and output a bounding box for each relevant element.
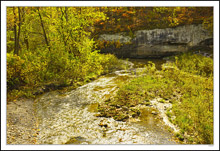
[98,24,213,58]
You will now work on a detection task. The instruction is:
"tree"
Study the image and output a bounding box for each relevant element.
[93,7,213,35]
[37,7,51,51]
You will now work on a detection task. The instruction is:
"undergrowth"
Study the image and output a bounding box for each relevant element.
[7,51,126,102]
[98,53,213,144]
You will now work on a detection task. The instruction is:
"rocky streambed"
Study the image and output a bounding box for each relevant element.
[7,60,180,145]
[33,62,179,144]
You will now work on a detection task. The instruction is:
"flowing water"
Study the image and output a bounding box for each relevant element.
[34,59,179,144]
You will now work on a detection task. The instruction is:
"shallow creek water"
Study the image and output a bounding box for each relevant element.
[34,59,179,144]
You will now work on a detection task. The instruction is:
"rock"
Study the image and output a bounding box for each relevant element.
[98,121,108,128]
[122,106,129,111]
[131,113,138,118]
[116,105,121,108]
[94,113,101,117]
[151,111,158,115]
[81,142,88,144]
[100,123,108,128]
[114,114,129,121]
[145,102,151,106]
[199,38,213,46]
[99,33,132,43]
[99,24,212,58]
[169,100,173,103]
[106,130,115,134]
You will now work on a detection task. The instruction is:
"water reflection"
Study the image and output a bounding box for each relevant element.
[128,58,166,70]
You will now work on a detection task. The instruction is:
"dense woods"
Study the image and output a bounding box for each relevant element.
[7,7,124,100]
[94,7,213,51]
[7,7,213,93]
[6,7,214,145]
[93,7,213,34]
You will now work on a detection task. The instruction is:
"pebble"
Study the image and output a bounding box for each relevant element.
[19,66,179,145]
[106,130,115,134]
[151,111,158,115]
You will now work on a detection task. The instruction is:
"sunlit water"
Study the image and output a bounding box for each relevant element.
[34,60,179,144]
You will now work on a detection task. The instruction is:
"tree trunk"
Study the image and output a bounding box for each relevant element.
[17,7,21,55]
[24,36,29,51]
[37,7,51,51]
[22,8,29,51]
[13,7,18,55]
[60,8,67,47]
[65,7,68,22]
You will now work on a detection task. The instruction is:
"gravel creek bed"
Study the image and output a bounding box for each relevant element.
[7,98,38,144]
[7,65,180,144]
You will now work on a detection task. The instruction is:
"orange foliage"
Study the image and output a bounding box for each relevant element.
[93,7,213,35]
[122,13,129,17]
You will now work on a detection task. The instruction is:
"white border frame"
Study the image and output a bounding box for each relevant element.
[1,1,219,150]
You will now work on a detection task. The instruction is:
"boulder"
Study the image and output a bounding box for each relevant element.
[99,24,212,58]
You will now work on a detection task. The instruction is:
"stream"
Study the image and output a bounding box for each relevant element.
[34,59,179,144]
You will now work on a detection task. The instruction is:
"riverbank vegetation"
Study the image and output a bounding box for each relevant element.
[6,7,213,144]
[98,53,213,144]
[7,7,213,102]
[6,7,127,101]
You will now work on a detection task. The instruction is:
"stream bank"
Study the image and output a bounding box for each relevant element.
[7,59,180,145]
[33,59,180,144]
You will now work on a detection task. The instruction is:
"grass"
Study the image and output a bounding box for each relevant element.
[97,53,213,144]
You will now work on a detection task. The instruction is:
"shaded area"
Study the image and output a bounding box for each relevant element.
[129,58,166,70]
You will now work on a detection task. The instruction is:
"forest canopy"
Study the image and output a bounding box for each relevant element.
[6,7,213,99]
[7,7,213,55]
[6,6,214,145]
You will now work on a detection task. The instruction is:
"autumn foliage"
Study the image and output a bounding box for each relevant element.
[6,7,213,101]
[6,7,124,101]
[93,7,213,35]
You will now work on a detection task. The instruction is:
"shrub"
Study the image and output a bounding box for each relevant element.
[7,45,124,101]
[7,53,25,90]
[175,53,213,77]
